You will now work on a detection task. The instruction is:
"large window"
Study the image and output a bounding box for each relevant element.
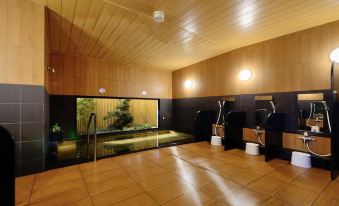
[76,98,158,135]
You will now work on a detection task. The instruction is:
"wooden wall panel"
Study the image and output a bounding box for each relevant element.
[242,129,330,154]
[0,0,46,86]
[283,133,331,155]
[48,53,172,99]
[243,128,265,144]
[173,20,339,98]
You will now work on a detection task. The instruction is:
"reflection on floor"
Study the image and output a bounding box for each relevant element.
[47,130,194,169]
[16,142,338,206]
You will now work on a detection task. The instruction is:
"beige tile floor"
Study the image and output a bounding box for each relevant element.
[15,142,339,206]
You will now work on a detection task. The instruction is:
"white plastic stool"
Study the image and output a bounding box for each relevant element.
[211,136,222,146]
[245,142,259,155]
[291,151,311,168]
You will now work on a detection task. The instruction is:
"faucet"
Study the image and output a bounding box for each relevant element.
[297,131,330,157]
[252,126,264,135]
[252,126,265,145]
[298,131,316,144]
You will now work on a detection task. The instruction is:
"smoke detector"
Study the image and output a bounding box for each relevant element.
[153,11,165,23]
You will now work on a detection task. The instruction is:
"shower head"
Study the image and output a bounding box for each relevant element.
[321,101,330,111]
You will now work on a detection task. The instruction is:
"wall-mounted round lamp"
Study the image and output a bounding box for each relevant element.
[239,69,252,81]
[330,47,339,102]
[330,47,339,63]
[184,80,194,89]
[141,90,147,96]
[98,88,106,94]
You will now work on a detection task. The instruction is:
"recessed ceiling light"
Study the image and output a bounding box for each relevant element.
[153,11,165,23]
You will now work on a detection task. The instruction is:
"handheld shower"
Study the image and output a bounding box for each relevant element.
[269,101,276,113]
[214,100,223,136]
[306,103,314,127]
[321,101,332,133]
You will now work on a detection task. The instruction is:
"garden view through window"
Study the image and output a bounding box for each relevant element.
[76,98,158,135]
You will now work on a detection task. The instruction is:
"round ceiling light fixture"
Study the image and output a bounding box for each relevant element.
[239,69,252,81]
[184,80,194,89]
[330,47,339,63]
[153,10,165,23]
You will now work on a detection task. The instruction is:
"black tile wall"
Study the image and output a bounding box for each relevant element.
[159,99,172,130]
[21,123,44,141]
[21,141,44,160]
[2,123,20,142]
[21,104,44,122]
[21,85,45,103]
[0,104,20,123]
[0,84,49,176]
[0,84,20,103]
[49,95,76,139]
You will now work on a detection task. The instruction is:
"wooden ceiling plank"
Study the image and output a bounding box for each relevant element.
[97,12,145,59]
[81,3,117,56]
[89,5,133,58]
[46,0,339,70]
[67,0,92,54]
[74,0,105,56]
[208,0,317,40]
[47,0,61,52]
[216,0,338,45]
[185,0,279,39]
[120,24,181,64]
[58,0,77,53]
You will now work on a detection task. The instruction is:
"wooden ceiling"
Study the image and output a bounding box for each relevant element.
[46,0,339,71]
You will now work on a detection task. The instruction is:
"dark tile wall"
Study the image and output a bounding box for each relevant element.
[173,90,332,135]
[159,99,173,130]
[49,96,76,139]
[0,84,49,176]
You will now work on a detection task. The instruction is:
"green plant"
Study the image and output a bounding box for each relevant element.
[50,123,62,133]
[104,99,134,130]
[77,98,95,132]
[134,123,152,130]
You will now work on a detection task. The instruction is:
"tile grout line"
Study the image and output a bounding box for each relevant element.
[117,158,163,206]
[78,164,95,206]
[169,146,305,205]
[27,174,37,205]
[310,179,333,205]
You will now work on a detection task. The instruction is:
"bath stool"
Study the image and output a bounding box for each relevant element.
[211,136,222,146]
[291,151,311,168]
[245,142,259,155]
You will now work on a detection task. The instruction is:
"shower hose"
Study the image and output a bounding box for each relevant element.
[305,142,331,157]
[257,134,265,146]
[304,104,332,157]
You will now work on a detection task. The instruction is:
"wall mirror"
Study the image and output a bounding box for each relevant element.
[254,95,276,128]
[223,96,236,115]
[297,93,330,133]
